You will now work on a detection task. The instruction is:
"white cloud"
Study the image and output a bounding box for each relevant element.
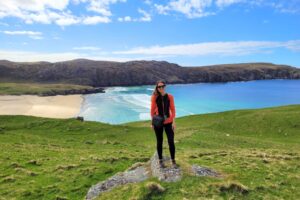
[29,35,44,40]
[0,39,299,63]
[268,1,300,14]
[138,8,152,22]
[0,0,70,12]
[154,0,215,18]
[0,1,71,24]
[118,16,132,22]
[285,40,300,51]
[1,0,298,26]
[54,13,81,26]
[215,0,243,8]
[82,15,111,24]
[118,9,151,22]
[1,30,43,39]
[0,49,162,62]
[113,40,300,56]
[144,0,152,5]
[86,0,127,16]
[73,46,102,50]
[154,0,300,18]
[0,50,87,62]
[2,30,41,36]
[155,4,169,15]
[0,0,126,26]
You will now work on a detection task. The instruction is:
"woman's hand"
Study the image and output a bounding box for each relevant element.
[172,123,176,132]
[151,124,154,130]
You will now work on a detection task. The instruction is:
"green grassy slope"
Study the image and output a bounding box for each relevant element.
[0,104,299,199]
[0,82,94,95]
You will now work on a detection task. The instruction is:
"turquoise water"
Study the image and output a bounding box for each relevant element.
[78,79,300,124]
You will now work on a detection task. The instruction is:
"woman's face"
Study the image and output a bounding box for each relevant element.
[157,82,166,92]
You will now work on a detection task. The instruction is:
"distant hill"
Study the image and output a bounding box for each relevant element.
[0,59,299,87]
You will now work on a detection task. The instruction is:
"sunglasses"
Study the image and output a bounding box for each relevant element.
[157,85,166,89]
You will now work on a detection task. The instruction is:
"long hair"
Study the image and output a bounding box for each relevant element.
[152,80,166,97]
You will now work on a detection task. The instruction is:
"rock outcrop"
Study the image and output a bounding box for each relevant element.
[85,152,221,200]
[150,152,182,182]
[86,164,150,200]
[191,164,220,177]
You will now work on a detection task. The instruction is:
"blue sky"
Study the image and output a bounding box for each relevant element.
[0,0,299,67]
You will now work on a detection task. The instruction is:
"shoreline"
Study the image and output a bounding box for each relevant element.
[98,78,299,90]
[77,93,86,118]
[0,94,83,119]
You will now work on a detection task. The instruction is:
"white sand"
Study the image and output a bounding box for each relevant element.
[0,94,83,119]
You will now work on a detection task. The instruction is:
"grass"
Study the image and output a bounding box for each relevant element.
[0,104,299,199]
[0,82,94,95]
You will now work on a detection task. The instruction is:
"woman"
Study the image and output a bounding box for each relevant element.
[150,80,177,168]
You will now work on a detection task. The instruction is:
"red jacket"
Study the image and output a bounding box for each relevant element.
[151,93,176,124]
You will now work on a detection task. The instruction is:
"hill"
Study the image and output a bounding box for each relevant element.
[1,59,299,87]
[0,104,299,199]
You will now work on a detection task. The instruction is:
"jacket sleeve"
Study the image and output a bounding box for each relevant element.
[170,95,176,119]
[150,95,156,118]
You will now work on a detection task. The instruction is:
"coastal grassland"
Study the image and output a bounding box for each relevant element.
[0,82,94,95]
[0,104,300,199]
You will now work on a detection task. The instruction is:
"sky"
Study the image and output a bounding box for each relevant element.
[0,0,299,67]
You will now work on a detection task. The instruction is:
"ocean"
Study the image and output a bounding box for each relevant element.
[78,79,300,124]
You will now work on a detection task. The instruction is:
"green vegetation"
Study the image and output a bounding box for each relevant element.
[0,104,299,199]
[0,82,94,95]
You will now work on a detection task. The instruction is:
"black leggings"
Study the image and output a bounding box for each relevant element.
[154,122,175,160]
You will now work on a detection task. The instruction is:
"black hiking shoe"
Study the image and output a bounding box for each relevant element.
[159,159,166,168]
[171,159,178,168]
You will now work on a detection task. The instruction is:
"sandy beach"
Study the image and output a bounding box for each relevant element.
[0,94,83,119]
